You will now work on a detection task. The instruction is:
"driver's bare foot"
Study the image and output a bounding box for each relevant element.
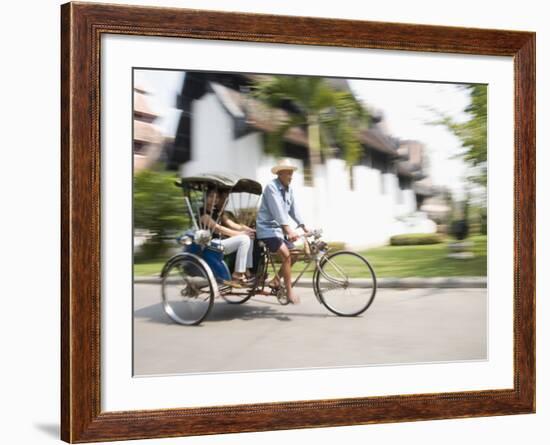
[288,292,300,304]
[268,277,281,288]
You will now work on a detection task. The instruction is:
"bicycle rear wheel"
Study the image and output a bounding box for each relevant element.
[314,251,376,316]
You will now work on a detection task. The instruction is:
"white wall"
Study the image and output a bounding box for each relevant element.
[182,92,234,175]
[183,92,268,179]
[3,1,546,445]
[185,94,431,247]
[308,159,424,248]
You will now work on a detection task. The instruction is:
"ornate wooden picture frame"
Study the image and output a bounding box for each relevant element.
[61,2,535,442]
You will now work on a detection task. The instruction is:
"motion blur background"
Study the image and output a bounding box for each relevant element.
[133,69,488,280]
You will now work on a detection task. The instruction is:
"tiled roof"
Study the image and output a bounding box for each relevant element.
[211,82,309,147]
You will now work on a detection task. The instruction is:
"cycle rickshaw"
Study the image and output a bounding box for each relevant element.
[160,173,377,325]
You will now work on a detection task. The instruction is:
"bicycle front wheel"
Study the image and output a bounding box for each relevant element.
[314,251,376,316]
[161,257,214,325]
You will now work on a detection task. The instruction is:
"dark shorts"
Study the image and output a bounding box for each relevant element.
[259,237,295,253]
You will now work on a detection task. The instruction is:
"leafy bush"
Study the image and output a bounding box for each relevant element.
[327,241,346,251]
[449,219,469,240]
[134,169,189,259]
[390,233,444,246]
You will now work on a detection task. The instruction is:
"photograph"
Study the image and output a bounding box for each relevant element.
[132,68,488,376]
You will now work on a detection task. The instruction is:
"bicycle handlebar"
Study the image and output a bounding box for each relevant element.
[302,228,323,239]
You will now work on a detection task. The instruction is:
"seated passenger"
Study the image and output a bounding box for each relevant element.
[200,189,256,286]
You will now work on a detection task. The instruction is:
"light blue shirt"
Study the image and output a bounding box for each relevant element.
[256,178,304,239]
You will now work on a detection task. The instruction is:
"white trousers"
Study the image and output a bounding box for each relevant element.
[221,234,253,273]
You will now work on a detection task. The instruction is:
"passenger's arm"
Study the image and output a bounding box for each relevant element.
[200,214,240,238]
[221,214,255,237]
[221,214,242,230]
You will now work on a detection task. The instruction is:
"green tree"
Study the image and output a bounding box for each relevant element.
[252,76,370,172]
[134,169,188,259]
[432,84,488,186]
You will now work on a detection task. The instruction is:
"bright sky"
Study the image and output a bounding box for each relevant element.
[134,69,474,198]
[350,79,471,198]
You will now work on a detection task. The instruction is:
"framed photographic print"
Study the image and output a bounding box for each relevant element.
[61,2,535,442]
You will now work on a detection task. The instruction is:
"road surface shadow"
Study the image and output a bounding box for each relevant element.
[134,301,332,325]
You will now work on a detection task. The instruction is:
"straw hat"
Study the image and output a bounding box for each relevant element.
[271,158,298,174]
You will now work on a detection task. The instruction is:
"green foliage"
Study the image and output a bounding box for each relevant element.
[431,84,488,186]
[134,236,488,278]
[253,76,333,112]
[466,204,487,235]
[262,114,304,156]
[362,235,487,278]
[252,76,370,167]
[323,91,370,165]
[390,233,444,246]
[327,241,346,251]
[134,169,189,258]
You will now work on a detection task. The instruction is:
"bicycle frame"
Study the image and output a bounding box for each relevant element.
[258,234,349,294]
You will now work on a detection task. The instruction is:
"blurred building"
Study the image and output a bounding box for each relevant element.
[166,72,437,248]
[396,140,434,210]
[133,84,163,171]
[420,185,453,226]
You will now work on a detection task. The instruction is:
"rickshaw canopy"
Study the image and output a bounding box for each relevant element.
[176,172,262,195]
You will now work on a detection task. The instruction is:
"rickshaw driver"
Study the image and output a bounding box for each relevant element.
[256,159,310,304]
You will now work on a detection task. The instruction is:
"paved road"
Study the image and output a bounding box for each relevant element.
[133,284,486,376]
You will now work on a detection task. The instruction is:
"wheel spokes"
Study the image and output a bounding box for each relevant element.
[315,252,376,316]
[162,259,214,325]
[319,256,350,286]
